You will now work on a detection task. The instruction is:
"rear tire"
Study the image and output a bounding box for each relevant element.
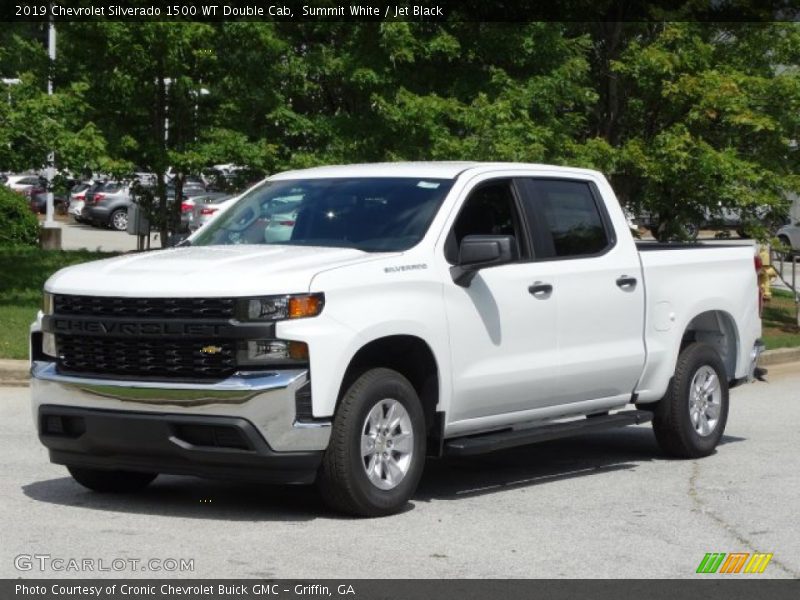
[318,368,426,517]
[652,343,729,458]
[67,466,157,493]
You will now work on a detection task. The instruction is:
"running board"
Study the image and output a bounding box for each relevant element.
[444,410,653,457]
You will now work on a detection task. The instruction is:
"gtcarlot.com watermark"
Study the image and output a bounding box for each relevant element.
[15,554,194,573]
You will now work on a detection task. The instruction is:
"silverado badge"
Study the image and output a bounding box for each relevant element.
[200,345,223,355]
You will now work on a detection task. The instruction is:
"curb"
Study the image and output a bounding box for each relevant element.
[0,360,30,386]
[757,346,800,367]
[0,347,798,386]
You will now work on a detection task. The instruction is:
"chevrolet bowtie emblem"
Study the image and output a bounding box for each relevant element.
[200,345,223,355]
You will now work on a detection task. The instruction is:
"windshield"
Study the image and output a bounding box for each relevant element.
[192,177,454,252]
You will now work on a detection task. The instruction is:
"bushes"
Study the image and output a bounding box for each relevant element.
[0,186,39,247]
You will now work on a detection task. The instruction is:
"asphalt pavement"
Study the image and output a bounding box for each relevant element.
[1,364,798,579]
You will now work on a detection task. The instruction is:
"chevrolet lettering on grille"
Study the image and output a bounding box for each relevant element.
[51,318,224,337]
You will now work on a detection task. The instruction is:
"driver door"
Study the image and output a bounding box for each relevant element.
[442,178,561,426]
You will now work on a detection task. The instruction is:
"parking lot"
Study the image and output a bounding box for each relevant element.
[0,363,797,579]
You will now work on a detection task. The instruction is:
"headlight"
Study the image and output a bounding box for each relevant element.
[43,292,54,316]
[237,339,309,366]
[238,293,324,321]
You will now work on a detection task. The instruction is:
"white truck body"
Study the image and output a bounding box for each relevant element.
[30,162,763,515]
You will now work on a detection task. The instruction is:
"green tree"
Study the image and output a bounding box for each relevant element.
[584,22,800,240]
[0,24,106,179]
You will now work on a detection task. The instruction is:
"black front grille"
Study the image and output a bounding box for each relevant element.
[56,335,236,380]
[53,295,236,320]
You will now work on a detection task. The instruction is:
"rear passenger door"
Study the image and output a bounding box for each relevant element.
[519,178,645,405]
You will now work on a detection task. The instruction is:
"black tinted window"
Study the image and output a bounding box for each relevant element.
[527,180,609,258]
[447,181,522,262]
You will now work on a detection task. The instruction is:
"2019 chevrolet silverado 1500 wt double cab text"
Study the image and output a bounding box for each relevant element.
[30,162,764,516]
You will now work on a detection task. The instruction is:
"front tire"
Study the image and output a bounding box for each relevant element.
[109,208,128,231]
[67,466,157,493]
[778,235,794,256]
[652,343,729,458]
[318,368,426,517]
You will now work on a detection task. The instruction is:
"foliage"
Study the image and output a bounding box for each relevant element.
[0,247,116,359]
[1,21,799,243]
[762,288,800,350]
[0,186,39,247]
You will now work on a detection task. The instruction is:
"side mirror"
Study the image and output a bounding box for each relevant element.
[450,235,516,287]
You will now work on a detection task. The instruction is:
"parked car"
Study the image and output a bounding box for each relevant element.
[81,181,132,231]
[67,182,94,223]
[263,195,304,243]
[29,190,69,215]
[4,173,42,194]
[31,162,764,517]
[637,203,785,240]
[186,193,233,231]
[776,222,800,255]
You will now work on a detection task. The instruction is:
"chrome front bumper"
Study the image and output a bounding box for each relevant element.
[30,361,331,452]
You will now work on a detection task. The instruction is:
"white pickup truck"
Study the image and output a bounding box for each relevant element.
[30,162,764,516]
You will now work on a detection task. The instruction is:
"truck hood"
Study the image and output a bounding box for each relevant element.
[45,245,389,297]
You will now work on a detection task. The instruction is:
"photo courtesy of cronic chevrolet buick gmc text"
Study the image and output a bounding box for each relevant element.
[29,162,764,516]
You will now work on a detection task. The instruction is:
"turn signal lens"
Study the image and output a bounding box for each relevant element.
[288,295,323,319]
[288,341,309,361]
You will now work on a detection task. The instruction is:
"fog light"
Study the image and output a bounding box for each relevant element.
[248,340,289,361]
[42,292,54,315]
[42,332,57,358]
[237,339,309,366]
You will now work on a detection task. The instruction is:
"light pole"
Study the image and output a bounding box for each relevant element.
[44,14,56,227]
[40,9,61,249]
[1,78,20,104]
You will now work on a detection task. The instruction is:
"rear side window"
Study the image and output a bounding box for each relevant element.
[524,180,611,259]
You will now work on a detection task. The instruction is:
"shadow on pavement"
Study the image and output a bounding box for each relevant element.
[415,427,746,501]
[21,428,745,520]
[22,476,325,522]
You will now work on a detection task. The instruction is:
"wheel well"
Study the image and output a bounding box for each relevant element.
[681,310,738,380]
[337,335,440,443]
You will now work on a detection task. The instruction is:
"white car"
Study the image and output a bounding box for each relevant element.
[190,194,238,230]
[4,173,42,194]
[67,182,94,222]
[30,162,763,516]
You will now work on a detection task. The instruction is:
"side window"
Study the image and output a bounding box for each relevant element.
[525,180,611,259]
[446,180,523,263]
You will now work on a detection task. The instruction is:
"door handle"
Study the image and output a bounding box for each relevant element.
[616,275,637,289]
[528,282,553,297]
